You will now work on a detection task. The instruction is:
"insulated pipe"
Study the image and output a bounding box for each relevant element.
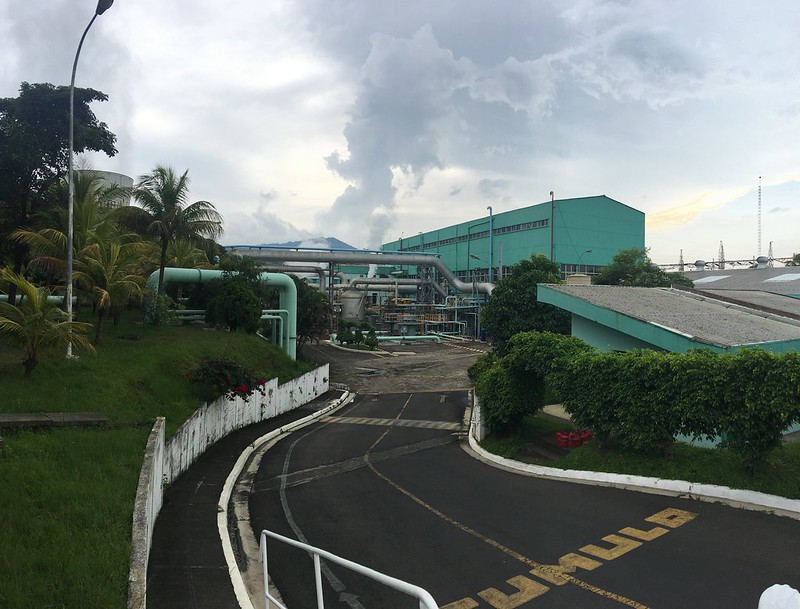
[228,248,495,295]
[144,268,297,360]
[338,284,418,293]
[259,314,283,351]
[349,277,448,299]
[257,264,327,292]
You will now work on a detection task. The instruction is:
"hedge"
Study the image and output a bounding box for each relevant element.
[472,332,800,467]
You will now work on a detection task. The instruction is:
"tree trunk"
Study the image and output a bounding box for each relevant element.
[23,351,37,377]
[7,246,26,306]
[94,308,107,345]
[158,240,169,294]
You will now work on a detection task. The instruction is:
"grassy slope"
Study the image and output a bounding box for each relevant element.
[0,311,313,609]
[481,414,800,500]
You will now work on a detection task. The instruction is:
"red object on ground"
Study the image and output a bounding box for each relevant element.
[580,430,593,443]
[555,432,570,448]
[568,432,583,448]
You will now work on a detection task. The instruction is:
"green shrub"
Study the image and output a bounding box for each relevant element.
[717,349,800,469]
[205,281,261,332]
[365,329,379,350]
[475,362,532,435]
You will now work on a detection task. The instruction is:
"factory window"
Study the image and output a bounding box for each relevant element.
[399,218,548,251]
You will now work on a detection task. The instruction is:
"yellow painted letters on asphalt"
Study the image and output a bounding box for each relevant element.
[618,525,669,541]
[580,534,642,560]
[440,598,480,609]
[645,508,698,528]
[478,575,550,609]
[529,553,603,585]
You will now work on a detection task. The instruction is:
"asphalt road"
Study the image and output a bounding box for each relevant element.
[244,389,800,609]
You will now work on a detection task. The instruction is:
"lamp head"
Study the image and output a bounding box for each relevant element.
[96,0,114,15]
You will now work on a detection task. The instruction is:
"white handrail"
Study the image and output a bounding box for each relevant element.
[259,529,439,609]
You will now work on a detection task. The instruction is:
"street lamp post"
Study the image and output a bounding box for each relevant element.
[66,0,114,357]
[578,249,592,273]
[469,253,492,281]
[486,206,493,283]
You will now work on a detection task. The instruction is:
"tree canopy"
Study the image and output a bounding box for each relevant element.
[0,82,117,297]
[592,248,693,288]
[479,254,570,355]
[292,275,332,350]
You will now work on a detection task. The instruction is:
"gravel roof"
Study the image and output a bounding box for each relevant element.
[684,268,800,294]
[694,289,800,318]
[544,284,800,347]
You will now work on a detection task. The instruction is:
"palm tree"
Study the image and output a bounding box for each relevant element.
[165,238,213,269]
[118,166,223,294]
[76,241,145,344]
[10,171,134,311]
[0,268,95,376]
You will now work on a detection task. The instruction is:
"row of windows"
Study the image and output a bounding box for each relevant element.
[403,218,548,252]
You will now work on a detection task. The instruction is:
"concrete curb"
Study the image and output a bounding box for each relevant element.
[217,391,356,609]
[466,417,800,521]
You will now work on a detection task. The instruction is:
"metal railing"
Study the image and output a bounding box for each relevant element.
[259,529,439,609]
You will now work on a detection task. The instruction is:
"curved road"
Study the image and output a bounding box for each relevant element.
[244,390,800,609]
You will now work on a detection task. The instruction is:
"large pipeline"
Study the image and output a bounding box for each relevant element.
[144,268,297,360]
[348,277,449,299]
[227,247,495,295]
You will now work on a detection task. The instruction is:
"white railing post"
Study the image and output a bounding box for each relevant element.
[313,553,325,608]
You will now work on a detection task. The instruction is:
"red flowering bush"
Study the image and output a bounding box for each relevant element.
[185,356,268,402]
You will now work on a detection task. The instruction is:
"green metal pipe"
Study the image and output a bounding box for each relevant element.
[146,268,297,360]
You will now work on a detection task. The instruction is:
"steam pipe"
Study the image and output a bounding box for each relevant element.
[228,248,494,294]
[349,277,448,298]
[145,267,297,359]
[256,264,327,292]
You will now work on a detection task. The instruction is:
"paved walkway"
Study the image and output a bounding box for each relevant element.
[146,392,342,609]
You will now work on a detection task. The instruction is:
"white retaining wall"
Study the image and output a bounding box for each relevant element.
[128,364,329,609]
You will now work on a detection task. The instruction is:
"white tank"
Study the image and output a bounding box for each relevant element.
[340,289,366,322]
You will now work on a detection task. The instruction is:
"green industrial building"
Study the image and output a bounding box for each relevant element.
[381,195,645,281]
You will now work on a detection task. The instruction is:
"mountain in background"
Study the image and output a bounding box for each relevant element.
[257,237,358,250]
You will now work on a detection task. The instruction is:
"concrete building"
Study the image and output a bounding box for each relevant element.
[381,195,644,282]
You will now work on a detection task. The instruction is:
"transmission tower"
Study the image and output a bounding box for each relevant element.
[718,241,725,269]
[768,241,774,267]
[679,249,684,272]
[758,176,762,256]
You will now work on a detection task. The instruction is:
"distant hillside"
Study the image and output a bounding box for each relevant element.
[257,237,357,250]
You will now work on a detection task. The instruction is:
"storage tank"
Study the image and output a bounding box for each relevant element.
[340,289,366,322]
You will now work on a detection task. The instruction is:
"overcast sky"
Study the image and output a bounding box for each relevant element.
[2,0,798,264]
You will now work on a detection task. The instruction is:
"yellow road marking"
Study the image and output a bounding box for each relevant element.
[646,508,698,528]
[478,576,549,608]
[530,553,602,586]
[619,525,669,542]
[442,599,479,609]
[580,534,642,560]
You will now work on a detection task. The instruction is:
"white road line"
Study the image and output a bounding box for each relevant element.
[321,415,461,431]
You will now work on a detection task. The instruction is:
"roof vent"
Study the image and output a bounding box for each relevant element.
[756,256,770,269]
[566,273,591,285]
[694,260,706,271]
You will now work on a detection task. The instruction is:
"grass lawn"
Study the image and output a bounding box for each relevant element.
[481,412,800,500]
[0,310,315,609]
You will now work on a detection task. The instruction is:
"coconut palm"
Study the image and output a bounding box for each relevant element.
[10,171,133,304]
[0,268,94,376]
[76,241,145,344]
[117,165,223,294]
[165,238,213,269]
